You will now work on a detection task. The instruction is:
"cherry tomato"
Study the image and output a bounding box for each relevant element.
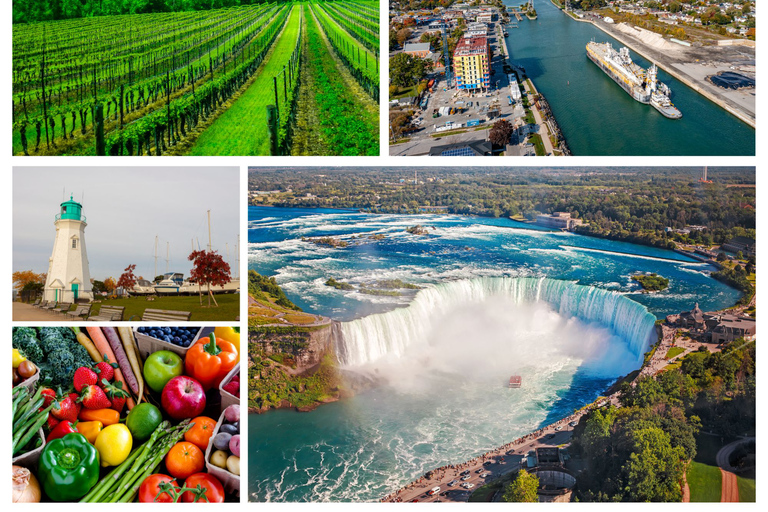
[138,474,180,503]
[181,473,225,503]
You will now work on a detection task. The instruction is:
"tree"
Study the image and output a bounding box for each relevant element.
[623,427,685,502]
[716,252,727,262]
[103,277,117,293]
[503,469,539,502]
[188,249,232,307]
[13,270,46,290]
[390,53,428,88]
[117,264,138,292]
[489,119,514,147]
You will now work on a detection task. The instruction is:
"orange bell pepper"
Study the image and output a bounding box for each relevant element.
[79,408,120,426]
[185,333,239,391]
[78,421,104,444]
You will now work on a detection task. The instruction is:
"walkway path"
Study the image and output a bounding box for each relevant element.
[520,80,554,155]
[13,302,68,321]
[714,437,754,502]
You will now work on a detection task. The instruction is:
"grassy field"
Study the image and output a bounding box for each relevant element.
[88,294,240,321]
[687,461,722,502]
[189,6,301,155]
[665,346,686,359]
[737,475,755,502]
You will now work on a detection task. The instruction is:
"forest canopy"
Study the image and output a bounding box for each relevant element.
[13,0,270,23]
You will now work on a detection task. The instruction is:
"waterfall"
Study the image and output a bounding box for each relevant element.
[336,277,657,367]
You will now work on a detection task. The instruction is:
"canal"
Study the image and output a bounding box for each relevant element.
[503,1,755,155]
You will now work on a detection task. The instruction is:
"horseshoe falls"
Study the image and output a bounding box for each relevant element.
[337,277,657,369]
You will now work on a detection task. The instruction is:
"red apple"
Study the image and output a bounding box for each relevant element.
[161,376,206,420]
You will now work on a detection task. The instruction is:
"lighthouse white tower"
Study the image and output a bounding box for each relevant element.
[43,195,93,303]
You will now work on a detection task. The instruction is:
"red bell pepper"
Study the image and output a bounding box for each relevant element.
[47,420,78,442]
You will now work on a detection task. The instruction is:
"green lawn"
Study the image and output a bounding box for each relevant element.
[737,475,755,502]
[88,294,240,321]
[189,6,301,155]
[529,133,546,156]
[687,461,722,502]
[665,346,686,359]
[314,2,378,81]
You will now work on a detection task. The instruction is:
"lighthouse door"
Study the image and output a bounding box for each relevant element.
[72,283,79,301]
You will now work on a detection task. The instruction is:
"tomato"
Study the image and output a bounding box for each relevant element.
[165,441,205,480]
[138,474,180,503]
[184,416,218,451]
[181,473,225,503]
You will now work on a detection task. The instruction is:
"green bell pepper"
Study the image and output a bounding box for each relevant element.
[38,433,100,501]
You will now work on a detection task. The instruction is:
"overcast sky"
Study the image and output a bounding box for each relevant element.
[14,167,240,281]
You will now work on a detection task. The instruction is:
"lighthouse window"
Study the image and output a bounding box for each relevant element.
[72,239,78,249]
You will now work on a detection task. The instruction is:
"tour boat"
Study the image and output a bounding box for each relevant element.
[509,376,522,388]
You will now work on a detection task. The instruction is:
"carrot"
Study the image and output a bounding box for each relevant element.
[72,327,101,362]
[85,327,136,410]
[103,327,140,396]
[117,327,144,405]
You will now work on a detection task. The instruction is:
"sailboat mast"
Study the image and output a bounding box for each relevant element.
[207,210,212,252]
[154,236,158,279]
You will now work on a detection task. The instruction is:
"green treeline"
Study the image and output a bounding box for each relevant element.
[632,273,669,291]
[248,168,756,251]
[571,340,755,501]
[13,0,273,23]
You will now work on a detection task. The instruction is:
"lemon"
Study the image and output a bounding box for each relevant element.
[95,424,133,467]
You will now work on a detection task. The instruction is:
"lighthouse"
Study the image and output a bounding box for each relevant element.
[43,194,93,303]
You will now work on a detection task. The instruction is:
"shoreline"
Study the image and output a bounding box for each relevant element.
[553,7,755,128]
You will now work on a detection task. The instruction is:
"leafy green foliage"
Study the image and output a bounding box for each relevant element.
[503,469,539,502]
[632,273,669,291]
[248,270,301,311]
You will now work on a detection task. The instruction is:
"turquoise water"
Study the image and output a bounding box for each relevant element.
[248,207,741,502]
[503,1,755,155]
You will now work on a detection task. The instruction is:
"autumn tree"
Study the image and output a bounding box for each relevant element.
[117,264,138,293]
[489,119,514,147]
[503,469,539,502]
[13,270,46,290]
[103,277,117,293]
[188,250,232,307]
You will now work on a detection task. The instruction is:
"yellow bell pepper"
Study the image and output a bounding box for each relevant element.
[12,349,26,368]
[214,326,240,356]
[78,421,104,444]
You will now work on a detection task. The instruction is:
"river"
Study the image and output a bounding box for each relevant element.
[502,1,755,155]
[247,206,740,502]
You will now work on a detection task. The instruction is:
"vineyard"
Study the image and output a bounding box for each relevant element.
[11,0,379,156]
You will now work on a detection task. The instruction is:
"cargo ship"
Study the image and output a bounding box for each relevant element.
[586,41,681,119]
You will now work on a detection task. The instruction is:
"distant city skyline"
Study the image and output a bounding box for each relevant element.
[13,167,240,280]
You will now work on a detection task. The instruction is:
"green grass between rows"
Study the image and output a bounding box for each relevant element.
[188,5,301,155]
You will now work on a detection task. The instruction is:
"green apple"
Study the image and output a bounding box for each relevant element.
[143,350,183,392]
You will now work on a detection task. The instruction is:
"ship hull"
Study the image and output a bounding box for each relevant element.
[587,49,650,103]
[651,101,682,119]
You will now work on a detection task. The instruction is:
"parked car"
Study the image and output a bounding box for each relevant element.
[461,482,475,489]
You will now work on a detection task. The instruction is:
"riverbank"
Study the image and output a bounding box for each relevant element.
[558,9,755,128]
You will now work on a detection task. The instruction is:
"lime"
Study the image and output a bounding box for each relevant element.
[126,403,163,441]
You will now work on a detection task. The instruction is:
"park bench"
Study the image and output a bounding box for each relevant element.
[41,301,58,311]
[52,302,73,314]
[30,298,41,307]
[131,309,192,322]
[87,305,125,321]
[67,304,92,320]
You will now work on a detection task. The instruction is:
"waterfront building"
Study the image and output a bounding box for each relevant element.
[536,212,584,230]
[453,36,490,91]
[706,313,756,344]
[721,236,755,257]
[43,195,93,303]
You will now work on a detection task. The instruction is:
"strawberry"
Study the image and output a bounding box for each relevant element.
[51,395,79,423]
[46,415,61,431]
[80,385,112,410]
[94,361,117,383]
[73,366,99,392]
[102,380,129,414]
[40,387,57,408]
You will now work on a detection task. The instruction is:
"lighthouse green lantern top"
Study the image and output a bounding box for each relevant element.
[59,194,83,221]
